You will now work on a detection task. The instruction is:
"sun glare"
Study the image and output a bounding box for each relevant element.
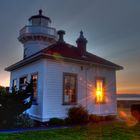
[96,79,104,103]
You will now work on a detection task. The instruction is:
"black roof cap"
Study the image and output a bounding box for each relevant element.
[76,30,87,44]
[57,30,65,43]
[29,9,51,23]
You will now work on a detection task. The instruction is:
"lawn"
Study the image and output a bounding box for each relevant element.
[0,122,139,140]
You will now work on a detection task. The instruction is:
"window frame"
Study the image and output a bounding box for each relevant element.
[12,79,17,87]
[12,79,17,91]
[63,72,77,105]
[19,75,28,90]
[95,77,106,104]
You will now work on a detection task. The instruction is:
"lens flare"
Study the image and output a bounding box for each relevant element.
[96,79,104,103]
[52,52,64,62]
[118,109,138,127]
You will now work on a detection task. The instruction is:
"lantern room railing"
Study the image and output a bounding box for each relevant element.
[19,25,57,37]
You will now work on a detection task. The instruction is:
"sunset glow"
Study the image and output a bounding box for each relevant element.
[0,1,139,96]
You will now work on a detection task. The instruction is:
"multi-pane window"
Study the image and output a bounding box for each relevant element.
[63,73,77,104]
[95,78,106,104]
[19,76,27,90]
[12,79,17,91]
[31,73,38,101]
[12,79,17,88]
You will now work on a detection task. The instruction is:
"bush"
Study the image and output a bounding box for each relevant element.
[105,115,116,120]
[67,106,89,124]
[131,104,140,112]
[89,115,102,122]
[48,118,65,126]
[0,86,6,95]
[89,114,116,123]
[0,82,33,129]
[34,121,45,127]
[131,104,140,121]
[15,113,34,128]
[64,117,73,125]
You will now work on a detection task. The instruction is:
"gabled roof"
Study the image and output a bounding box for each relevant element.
[5,41,123,71]
[40,42,123,70]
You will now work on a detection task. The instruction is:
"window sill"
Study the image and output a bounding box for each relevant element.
[95,102,106,105]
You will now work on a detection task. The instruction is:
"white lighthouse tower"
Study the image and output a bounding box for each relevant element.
[18,10,57,58]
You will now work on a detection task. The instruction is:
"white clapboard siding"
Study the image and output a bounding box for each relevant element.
[42,59,117,121]
[10,60,45,121]
[10,58,117,122]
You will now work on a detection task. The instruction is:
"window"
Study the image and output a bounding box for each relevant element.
[12,79,17,91]
[95,77,106,104]
[31,73,38,102]
[32,18,41,25]
[63,73,77,105]
[19,76,27,90]
[12,79,17,88]
[23,48,27,58]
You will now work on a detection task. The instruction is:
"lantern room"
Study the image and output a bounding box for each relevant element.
[28,9,51,27]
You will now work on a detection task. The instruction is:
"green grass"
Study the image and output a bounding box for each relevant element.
[0,122,139,140]
[0,122,140,140]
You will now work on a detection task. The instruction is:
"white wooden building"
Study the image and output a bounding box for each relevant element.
[5,10,123,122]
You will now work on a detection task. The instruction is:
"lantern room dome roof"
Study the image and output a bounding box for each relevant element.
[28,9,51,23]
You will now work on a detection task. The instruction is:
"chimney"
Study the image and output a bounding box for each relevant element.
[57,30,65,43]
[76,31,87,56]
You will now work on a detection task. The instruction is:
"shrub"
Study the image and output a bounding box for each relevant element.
[0,82,33,129]
[67,106,89,124]
[89,114,116,122]
[34,121,45,127]
[15,113,34,128]
[48,118,65,126]
[131,104,140,112]
[89,114,102,122]
[0,86,6,95]
[105,115,116,120]
[64,117,73,125]
[131,104,140,122]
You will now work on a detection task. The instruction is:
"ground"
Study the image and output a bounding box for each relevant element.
[0,122,139,140]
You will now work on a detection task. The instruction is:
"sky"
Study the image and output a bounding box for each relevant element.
[0,0,140,94]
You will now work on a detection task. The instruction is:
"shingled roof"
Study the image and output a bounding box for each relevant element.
[5,41,123,71]
[39,42,123,70]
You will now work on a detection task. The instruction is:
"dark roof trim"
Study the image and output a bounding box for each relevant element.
[5,52,123,72]
[29,15,51,23]
[39,42,123,69]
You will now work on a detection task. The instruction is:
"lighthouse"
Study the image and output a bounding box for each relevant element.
[5,10,123,122]
[18,10,57,58]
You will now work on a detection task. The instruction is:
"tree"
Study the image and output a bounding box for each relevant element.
[0,82,33,129]
[0,86,6,95]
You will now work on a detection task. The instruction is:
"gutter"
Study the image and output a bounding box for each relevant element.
[5,53,123,71]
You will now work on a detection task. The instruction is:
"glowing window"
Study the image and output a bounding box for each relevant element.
[63,73,77,105]
[31,73,38,102]
[95,78,106,104]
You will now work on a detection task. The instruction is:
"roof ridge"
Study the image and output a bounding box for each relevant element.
[6,41,123,71]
